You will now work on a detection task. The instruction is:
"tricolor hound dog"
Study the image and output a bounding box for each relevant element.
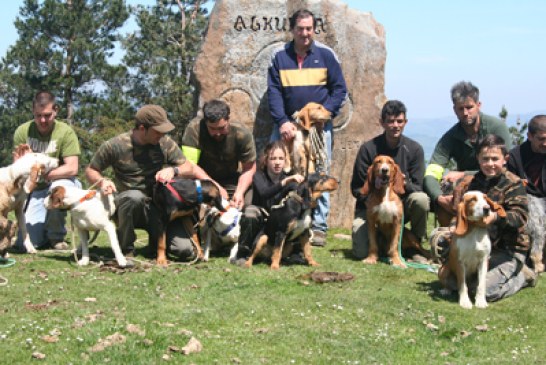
[201,203,242,262]
[152,178,224,266]
[44,185,129,268]
[438,191,506,309]
[244,172,339,270]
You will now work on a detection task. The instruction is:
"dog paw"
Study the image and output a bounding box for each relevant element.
[117,258,128,268]
[308,260,320,267]
[270,263,280,270]
[391,258,407,269]
[535,262,545,274]
[156,258,168,267]
[459,297,473,309]
[362,257,377,265]
[25,245,37,254]
[78,258,90,266]
[475,298,488,309]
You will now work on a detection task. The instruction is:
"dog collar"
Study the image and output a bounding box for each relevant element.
[164,180,188,205]
[219,213,239,237]
[195,180,203,204]
[68,190,97,209]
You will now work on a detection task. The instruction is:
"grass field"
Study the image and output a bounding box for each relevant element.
[0,224,544,364]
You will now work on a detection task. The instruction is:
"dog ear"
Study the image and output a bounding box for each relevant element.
[298,105,312,131]
[360,165,374,197]
[454,201,468,236]
[392,164,406,195]
[484,196,507,218]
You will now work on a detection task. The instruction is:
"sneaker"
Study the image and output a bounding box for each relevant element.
[310,230,326,247]
[51,241,70,251]
[521,264,538,288]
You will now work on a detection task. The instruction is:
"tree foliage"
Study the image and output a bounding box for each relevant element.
[122,0,209,143]
[0,0,130,164]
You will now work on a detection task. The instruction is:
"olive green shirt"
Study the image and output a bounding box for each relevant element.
[181,119,256,186]
[89,132,185,196]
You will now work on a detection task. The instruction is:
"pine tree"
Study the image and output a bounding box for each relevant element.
[122,0,208,143]
[0,0,129,163]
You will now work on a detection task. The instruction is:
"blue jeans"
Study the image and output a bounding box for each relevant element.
[270,122,332,232]
[16,178,82,250]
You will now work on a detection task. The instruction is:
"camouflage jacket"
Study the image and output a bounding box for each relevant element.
[89,132,186,196]
[465,169,530,254]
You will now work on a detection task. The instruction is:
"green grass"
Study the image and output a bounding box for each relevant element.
[0,222,544,364]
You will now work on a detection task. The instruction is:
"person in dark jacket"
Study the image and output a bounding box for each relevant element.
[351,100,429,260]
[236,141,304,262]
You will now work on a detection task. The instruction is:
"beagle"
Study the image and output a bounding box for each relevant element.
[438,191,506,309]
[44,185,128,268]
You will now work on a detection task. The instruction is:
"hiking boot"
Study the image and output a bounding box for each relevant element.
[50,241,70,251]
[521,264,538,288]
[311,230,326,247]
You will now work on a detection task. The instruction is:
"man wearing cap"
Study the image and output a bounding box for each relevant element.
[86,105,211,259]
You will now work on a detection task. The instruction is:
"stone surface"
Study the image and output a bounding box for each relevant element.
[193,0,386,228]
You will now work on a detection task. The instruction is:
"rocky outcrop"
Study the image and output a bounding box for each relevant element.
[193,0,386,228]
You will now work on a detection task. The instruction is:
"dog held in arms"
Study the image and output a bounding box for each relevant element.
[438,191,506,309]
[0,145,59,255]
[244,172,339,270]
[152,178,225,266]
[288,102,332,176]
[44,185,129,267]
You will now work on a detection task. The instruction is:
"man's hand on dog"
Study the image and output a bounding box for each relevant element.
[437,194,455,214]
[231,191,244,210]
[100,179,117,195]
[443,171,466,183]
[280,122,297,141]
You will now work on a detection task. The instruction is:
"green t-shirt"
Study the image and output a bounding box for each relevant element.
[89,132,186,196]
[13,120,81,161]
[181,118,256,186]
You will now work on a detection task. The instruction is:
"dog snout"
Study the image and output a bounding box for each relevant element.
[483,206,490,216]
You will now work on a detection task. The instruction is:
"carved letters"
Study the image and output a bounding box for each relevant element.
[233,15,326,33]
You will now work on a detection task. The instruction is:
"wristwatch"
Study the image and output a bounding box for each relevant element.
[173,166,179,176]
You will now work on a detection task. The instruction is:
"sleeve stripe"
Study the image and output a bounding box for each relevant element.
[425,164,444,181]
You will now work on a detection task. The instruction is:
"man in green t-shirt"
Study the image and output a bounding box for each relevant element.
[13,90,81,251]
[86,105,211,260]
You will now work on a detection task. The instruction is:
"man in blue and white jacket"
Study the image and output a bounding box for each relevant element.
[267,8,347,246]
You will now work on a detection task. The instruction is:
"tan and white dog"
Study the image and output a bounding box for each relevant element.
[439,191,506,309]
[201,202,242,262]
[0,150,59,254]
[289,102,331,176]
[44,185,128,268]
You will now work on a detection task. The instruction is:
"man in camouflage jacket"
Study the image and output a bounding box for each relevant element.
[86,105,210,260]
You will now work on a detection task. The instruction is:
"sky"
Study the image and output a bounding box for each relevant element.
[1,0,545,120]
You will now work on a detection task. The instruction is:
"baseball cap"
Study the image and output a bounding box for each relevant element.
[135,105,175,133]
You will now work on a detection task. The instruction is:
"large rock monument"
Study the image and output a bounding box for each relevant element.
[193,0,386,228]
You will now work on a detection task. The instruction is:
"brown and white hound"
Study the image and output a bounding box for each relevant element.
[438,191,506,309]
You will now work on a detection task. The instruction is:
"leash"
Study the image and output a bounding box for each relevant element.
[0,257,17,287]
[309,126,328,171]
[395,212,438,272]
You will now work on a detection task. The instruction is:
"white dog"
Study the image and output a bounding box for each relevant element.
[0,152,59,254]
[201,202,241,262]
[44,185,128,267]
